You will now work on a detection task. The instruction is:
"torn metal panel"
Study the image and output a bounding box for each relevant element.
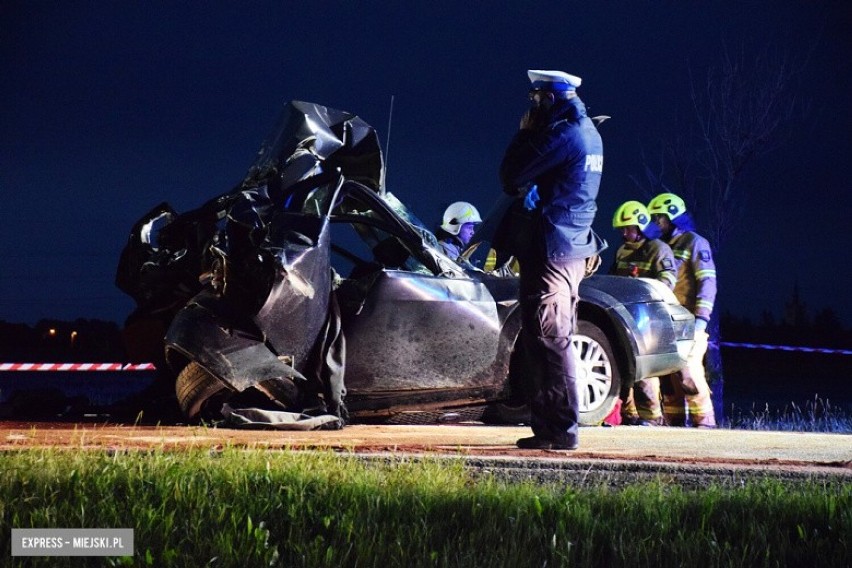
[243,100,384,194]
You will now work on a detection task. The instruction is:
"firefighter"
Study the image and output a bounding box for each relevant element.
[437,201,482,261]
[609,200,676,425]
[648,192,717,427]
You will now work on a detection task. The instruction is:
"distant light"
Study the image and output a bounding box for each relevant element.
[48,328,57,337]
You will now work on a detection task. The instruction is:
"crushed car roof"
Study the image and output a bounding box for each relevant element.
[241,100,385,195]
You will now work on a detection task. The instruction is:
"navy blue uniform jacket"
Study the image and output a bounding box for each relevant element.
[499,96,607,262]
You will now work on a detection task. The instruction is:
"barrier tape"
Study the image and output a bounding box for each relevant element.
[1,341,849,372]
[0,363,156,372]
[716,342,852,356]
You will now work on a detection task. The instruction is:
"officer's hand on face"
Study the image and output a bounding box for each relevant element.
[519,109,534,130]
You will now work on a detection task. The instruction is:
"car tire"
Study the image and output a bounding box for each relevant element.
[575,320,620,425]
[175,361,233,420]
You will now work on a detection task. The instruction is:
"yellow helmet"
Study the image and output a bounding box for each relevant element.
[647,193,686,220]
[612,200,651,231]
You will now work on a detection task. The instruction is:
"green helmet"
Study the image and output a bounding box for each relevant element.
[647,193,687,220]
[612,200,651,231]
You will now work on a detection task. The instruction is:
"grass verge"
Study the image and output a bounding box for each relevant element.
[725,395,852,432]
[1,448,849,567]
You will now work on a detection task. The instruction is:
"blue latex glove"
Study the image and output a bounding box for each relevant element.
[695,318,708,333]
[523,185,540,211]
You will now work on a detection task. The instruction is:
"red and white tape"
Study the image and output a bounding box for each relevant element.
[0,363,156,372]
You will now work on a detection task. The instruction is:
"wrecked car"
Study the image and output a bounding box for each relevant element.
[116,100,694,427]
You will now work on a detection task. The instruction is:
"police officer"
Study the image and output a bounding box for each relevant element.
[648,193,717,427]
[437,201,482,261]
[609,200,676,425]
[500,70,606,450]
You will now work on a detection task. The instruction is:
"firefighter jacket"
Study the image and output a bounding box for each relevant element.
[609,238,677,290]
[499,96,607,262]
[439,236,483,272]
[439,237,463,261]
[665,228,717,322]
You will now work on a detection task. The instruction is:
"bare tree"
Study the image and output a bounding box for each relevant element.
[689,45,802,249]
[632,43,807,422]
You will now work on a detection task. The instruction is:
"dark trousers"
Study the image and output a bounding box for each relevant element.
[518,256,586,442]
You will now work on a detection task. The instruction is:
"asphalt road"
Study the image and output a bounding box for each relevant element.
[2,421,850,487]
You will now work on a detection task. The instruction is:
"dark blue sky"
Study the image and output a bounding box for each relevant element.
[2,1,850,326]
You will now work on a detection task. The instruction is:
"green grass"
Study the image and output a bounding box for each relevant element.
[1,448,849,567]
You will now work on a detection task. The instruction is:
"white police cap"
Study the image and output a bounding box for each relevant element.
[527,70,582,92]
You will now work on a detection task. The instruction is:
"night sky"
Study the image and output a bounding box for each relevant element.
[2,2,850,327]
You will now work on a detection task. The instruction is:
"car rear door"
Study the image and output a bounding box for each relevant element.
[329,183,504,400]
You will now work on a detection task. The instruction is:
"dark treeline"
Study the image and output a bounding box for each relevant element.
[720,301,850,395]
[722,283,851,348]
[0,319,126,362]
[721,310,851,351]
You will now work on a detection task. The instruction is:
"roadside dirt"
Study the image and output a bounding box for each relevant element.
[2,421,850,485]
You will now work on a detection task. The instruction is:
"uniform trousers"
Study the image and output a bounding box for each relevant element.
[518,256,587,443]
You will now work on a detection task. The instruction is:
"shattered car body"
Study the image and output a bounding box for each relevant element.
[116,101,694,427]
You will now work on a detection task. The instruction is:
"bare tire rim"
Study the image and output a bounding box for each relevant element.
[572,333,613,413]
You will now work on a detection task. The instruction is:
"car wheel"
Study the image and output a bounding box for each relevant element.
[574,320,620,425]
[175,361,234,420]
[483,320,621,427]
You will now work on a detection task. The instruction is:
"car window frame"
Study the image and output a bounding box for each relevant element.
[328,181,467,278]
